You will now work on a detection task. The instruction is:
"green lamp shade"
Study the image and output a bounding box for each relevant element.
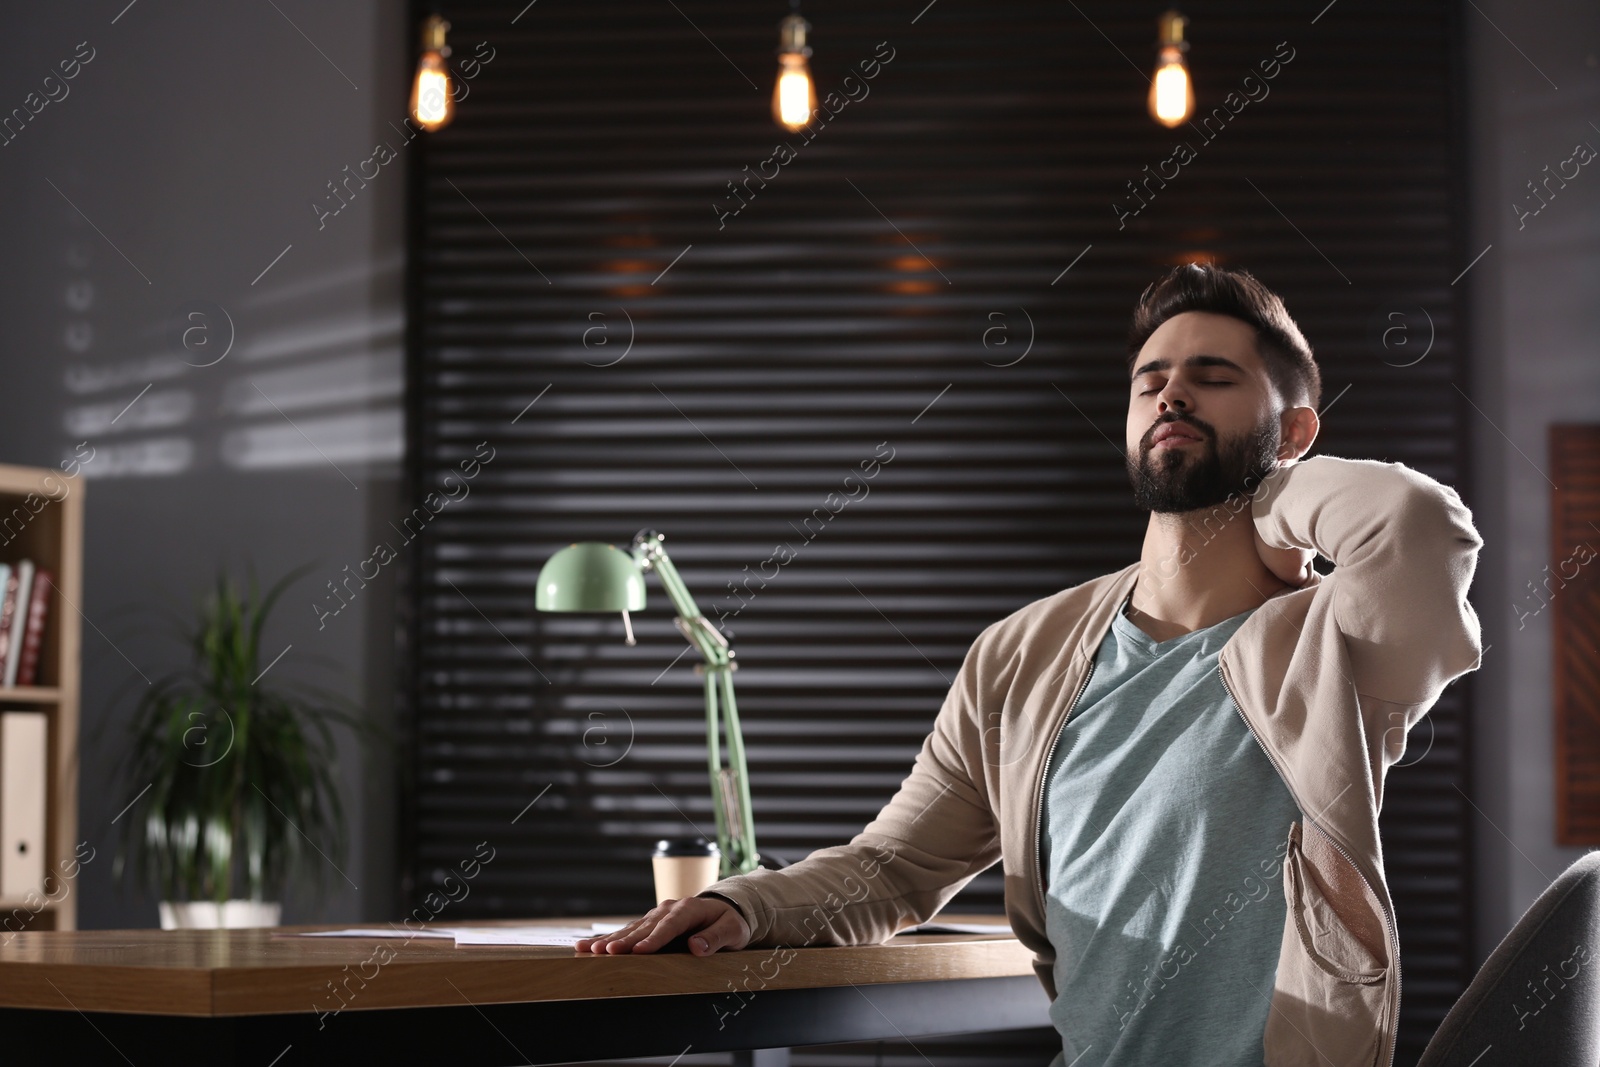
[535,542,646,613]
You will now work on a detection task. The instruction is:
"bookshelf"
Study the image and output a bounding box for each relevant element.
[0,462,83,932]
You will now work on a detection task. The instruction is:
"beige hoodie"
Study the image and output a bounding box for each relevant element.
[698,455,1483,1067]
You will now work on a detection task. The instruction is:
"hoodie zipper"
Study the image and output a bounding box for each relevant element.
[1034,660,1096,917]
[1217,662,1399,1067]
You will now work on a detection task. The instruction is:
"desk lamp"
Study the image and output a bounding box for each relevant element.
[535,529,759,878]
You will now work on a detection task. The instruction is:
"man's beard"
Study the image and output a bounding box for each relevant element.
[1126,412,1280,514]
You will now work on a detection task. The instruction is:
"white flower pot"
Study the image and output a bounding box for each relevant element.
[158,900,282,930]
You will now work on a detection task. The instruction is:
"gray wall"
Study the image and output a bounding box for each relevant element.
[1466,1,1600,962]
[0,0,406,928]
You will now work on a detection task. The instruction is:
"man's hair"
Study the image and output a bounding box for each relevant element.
[1126,263,1322,410]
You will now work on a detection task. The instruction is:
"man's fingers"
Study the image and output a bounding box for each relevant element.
[574,929,621,951]
[575,912,654,953]
[588,903,680,953]
[573,898,745,956]
[606,913,659,952]
[631,901,696,952]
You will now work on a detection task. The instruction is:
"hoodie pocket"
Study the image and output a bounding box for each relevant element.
[1263,822,1389,1067]
[1284,824,1387,982]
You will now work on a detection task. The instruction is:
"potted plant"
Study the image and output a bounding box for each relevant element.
[113,565,369,929]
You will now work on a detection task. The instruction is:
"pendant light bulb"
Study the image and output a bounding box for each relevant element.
[411,14,455,132]
[773,13,817,131]
[1148,10,1195,128]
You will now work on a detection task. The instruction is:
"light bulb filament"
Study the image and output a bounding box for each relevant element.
[416,66,450,125]
[776,58,814,130]
[1152,53,1191,125]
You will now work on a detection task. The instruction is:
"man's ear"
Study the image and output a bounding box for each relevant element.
[1277,405,1319,462]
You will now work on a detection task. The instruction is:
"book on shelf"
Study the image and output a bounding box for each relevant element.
[15,568,51,688]
[0,560,51,689]
[0,563,15,682]
[3,560,34,688]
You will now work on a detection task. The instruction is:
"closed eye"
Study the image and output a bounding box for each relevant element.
[1136,380,1231,394]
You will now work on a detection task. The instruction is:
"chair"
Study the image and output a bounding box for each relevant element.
[1417,850,1600,1066]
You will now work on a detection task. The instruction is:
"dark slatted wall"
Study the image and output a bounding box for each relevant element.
[403,1,1471,1060]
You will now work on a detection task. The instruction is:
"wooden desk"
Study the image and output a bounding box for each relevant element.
[0,915,1053,1065]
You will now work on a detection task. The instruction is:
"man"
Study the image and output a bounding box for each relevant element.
[576,263,1484,1067]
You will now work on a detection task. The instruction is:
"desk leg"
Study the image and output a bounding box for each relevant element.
[731,1049,791,1067]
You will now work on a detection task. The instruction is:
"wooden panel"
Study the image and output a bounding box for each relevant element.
[1552,425,1600,845]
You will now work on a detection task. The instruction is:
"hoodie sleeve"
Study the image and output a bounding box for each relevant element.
[1251,455,1484,707]
[694,627,1003,949]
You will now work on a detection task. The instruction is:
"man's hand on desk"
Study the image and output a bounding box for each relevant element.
[574,896,752,957]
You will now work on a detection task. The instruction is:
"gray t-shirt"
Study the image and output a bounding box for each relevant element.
[1041,594,1299,1067]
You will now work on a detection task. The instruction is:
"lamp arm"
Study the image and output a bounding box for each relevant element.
[717,667,759,874]
[630,529,759,874]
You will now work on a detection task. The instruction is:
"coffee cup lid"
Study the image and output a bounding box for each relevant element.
[653,837,719,857]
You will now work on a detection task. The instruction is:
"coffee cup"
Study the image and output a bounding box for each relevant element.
[652,837,721,904]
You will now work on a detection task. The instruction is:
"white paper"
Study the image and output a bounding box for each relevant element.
[290,921,625,942]
[293,927,456,939]
[453,925,620,947]
[452,927,589,947]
